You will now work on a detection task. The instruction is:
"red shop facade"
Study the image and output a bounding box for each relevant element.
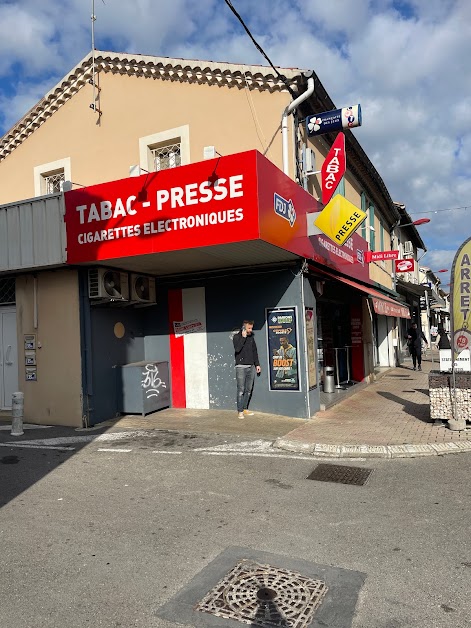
[64,150,409,424]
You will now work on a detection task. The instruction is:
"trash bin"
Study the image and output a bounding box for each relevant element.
[323,366,335,393]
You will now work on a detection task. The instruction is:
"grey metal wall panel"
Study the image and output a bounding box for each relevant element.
[0,194,66,271]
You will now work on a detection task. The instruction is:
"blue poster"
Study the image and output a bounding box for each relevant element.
[266,307,299,391]
[306,104,362,137]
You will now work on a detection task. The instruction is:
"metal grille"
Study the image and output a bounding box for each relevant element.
[42,171,65,194]
[307,464,373,486]
[195,559,328,628]
[0,278,15,304]
[151,142,181,171]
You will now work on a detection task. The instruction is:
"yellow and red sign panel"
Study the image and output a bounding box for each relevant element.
[314,194,367,246]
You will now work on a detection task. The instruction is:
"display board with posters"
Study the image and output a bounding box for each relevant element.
[266,307,300,391]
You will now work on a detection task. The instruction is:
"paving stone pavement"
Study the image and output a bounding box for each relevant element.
[276,356,471,457]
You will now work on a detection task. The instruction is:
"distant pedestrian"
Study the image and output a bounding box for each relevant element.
[436,324,451,350]
[406,322,428,371]
[233,320,261,419]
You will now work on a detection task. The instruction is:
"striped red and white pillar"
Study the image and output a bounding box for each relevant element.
[168,287,210,409]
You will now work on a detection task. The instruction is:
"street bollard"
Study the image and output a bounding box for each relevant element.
[11,392,24,436]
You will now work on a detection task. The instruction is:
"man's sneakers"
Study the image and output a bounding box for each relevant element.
[413,367,416,371]
[237,409,254,419]
[418,365,422,371]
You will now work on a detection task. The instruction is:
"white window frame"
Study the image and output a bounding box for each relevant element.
[34,157,71,197]
[139,125,190,173]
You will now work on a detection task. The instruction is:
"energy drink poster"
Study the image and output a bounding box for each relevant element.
[266,307,299,391]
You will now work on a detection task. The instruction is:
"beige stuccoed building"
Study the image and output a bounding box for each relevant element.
[0,50,416,427]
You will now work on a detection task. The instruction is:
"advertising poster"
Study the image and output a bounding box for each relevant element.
[305,308,317,389]
[267,307,299,391]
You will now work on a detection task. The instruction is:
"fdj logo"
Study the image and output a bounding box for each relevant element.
[274,193,296,227]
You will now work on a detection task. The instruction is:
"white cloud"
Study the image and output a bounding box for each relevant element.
[0,0,470,260]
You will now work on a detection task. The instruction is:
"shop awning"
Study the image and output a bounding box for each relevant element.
[310,266,411,319]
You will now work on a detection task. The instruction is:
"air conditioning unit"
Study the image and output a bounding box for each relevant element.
[403,240,413,255]
[88,268,129,301]
[130,274,156,304]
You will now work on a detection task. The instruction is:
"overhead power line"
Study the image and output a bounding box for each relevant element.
[223,0,297,99]
[409,205,471,215]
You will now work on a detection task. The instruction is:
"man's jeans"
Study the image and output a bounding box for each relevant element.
[236,366,255,412]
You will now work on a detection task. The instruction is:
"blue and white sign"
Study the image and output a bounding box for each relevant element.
[306,104,362,137]
[274,193,296,227]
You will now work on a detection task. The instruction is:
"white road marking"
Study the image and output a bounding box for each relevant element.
[2,429,151,447]
[194,439,273,453]
[198,451,324,462]
[0,424,52,431]
[152,450,183,455]
[0,443,74,451]
[97,448,132,453]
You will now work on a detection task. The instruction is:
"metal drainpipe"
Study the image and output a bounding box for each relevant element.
[282,74,315,176]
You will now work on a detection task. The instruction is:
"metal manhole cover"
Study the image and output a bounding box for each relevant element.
[195,559,328,627]
[307,464,373,486]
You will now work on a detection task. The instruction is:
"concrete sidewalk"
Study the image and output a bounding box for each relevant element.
[2,356,470,459]
[276,356,471,458]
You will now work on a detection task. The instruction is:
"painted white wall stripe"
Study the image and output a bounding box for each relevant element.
[182,287,209,409]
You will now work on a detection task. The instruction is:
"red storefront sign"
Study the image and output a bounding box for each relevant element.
[64,149,375,288]
[372,297,410,319]
[65,152,261,263]
[395,258,415,273]
[64,150,322,265]
[321,133,346,205]
[365,250,399,263]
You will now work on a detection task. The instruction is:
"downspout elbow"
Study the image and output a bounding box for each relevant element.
[282,75,315,176]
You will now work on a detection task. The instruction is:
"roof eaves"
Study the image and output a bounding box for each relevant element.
[1,49,305,162]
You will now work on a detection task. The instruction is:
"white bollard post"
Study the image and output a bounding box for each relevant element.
[11,392,24,436]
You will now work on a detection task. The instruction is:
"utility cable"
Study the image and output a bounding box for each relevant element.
[224,0,297,99]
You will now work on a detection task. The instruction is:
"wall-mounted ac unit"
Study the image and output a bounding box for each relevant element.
[130,274,156,304]
[88,268,129,301]
[403,240,413,255]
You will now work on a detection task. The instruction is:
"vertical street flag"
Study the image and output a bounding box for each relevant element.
[450,236,471,364]
[321,133,346,205]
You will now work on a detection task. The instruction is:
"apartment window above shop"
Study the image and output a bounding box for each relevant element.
[139,125,190,173]
[33,157,71,197]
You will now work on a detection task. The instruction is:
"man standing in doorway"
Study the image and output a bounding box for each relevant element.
[407,322,428,371]
[233,320,261,419]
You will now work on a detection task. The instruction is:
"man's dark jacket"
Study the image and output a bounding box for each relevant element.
[233,331,260,367]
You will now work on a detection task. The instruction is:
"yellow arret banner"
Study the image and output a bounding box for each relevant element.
[451,236,471,362]
[314,194,367,246]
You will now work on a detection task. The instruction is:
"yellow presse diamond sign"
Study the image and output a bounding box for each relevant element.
[314,194,367,246]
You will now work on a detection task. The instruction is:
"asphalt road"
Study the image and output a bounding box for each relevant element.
[0,433,470,627]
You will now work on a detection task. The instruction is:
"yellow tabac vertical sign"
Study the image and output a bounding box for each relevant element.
[314,194,367,246]
[451,236,471,363]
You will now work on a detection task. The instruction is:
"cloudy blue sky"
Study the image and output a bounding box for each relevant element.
[1,0,470,286]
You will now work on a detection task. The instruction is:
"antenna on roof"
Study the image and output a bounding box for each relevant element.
[90,0,103,117]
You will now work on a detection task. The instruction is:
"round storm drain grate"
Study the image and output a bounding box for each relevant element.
[196,559,328,627]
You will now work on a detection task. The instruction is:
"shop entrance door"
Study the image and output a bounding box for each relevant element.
[0,308,18,409]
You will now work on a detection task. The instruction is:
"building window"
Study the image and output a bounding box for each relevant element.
[369,202,376,251]
[139,125,190,174]
[34,157,71,197]
[42,170,65,194]
[150,141,181,171]
[0,277,15,305]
